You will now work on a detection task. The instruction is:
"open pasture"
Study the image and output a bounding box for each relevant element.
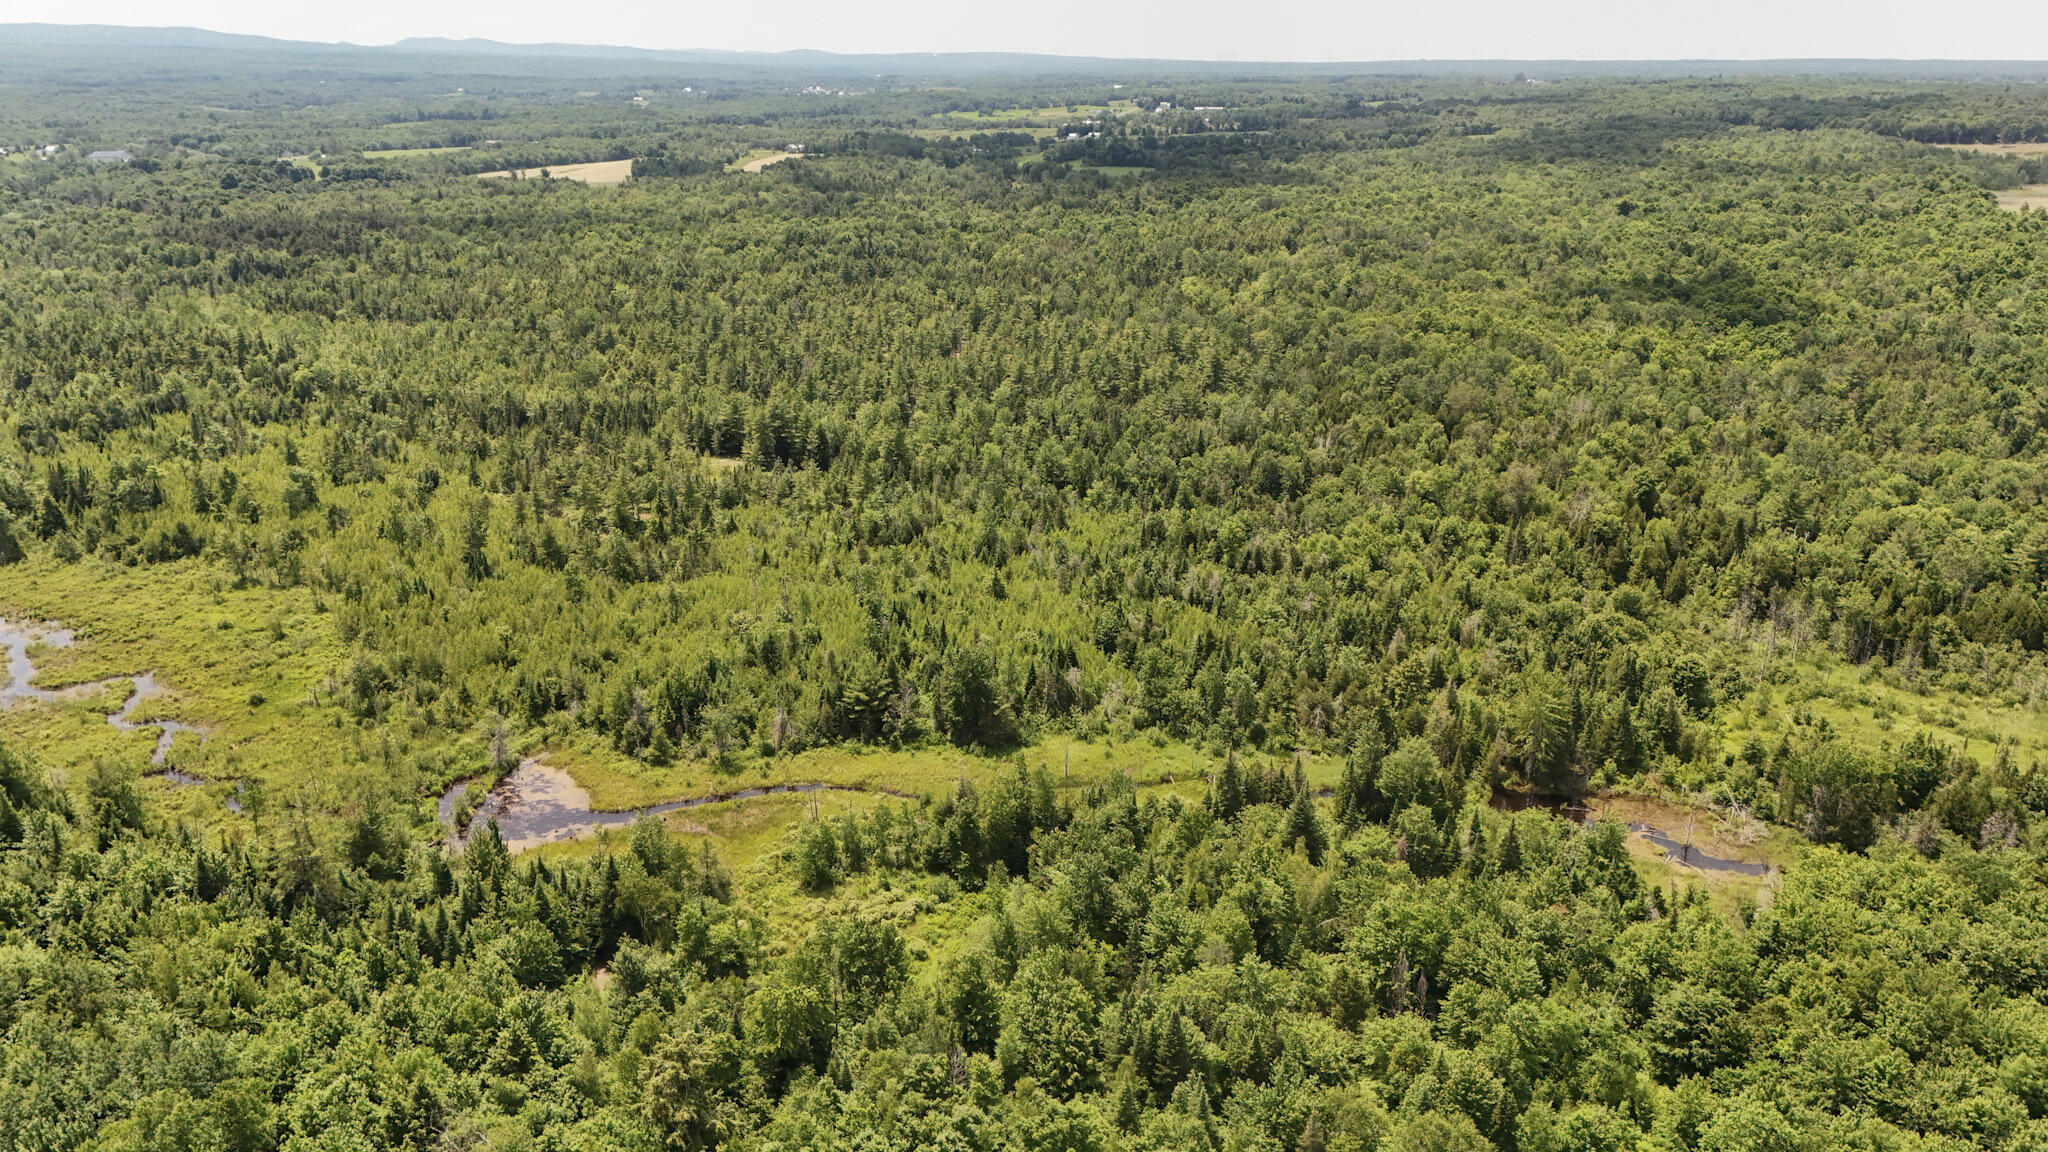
[737,151,800,172]
[934,102,1124,122]
[476,157,633,184]
[1996,184,2048,210]
[1935,140,2048,157]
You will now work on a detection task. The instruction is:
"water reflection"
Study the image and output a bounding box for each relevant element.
[442,759,900,853]
[1490,787,1771,876]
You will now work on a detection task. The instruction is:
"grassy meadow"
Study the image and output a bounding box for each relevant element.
[474,158,634,184]
[1995,184,2048,210]
[1720,654,2048,769]
[0,557,361,792]
[0,550,1310,847]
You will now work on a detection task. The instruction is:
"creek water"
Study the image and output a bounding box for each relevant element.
[1632,826,1772,876]
[441,758,900,854]
[1489,787,1771,877]
[106,672,211,766]
[1,620,79,708]
[1,619,213,773]
[0,617,1785,875]
[1488,789,1595,823]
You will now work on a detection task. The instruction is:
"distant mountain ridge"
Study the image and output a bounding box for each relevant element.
[387,36,1132,71]
[0,23,317,50]
[3,22,2047,79]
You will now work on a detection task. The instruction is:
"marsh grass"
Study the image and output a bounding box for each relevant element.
[1721,656,2048,768]
[0,556,403,805]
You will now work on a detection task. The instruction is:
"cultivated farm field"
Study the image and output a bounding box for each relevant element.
[475,157,634,184]
[734,151,800,172]
[1997,183,2048,210]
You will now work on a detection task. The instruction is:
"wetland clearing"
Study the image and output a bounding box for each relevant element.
[1,619,210,772]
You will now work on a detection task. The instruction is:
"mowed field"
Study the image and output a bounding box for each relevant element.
[1996,184,2048,211]
[1936,141,2048,157]
[725,150,805,172]
[904,125,1059,140]
[1923,143,2048,210]
[476,158,634,185]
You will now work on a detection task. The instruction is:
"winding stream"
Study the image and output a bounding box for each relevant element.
[1,620,79,708]
[442,759,905,853]
[1,619,212,773]
[0,617,1786,873]
[1489,788,1772,877]
[106,672,211,766]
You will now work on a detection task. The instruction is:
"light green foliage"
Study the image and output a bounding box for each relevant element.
[0,738,2038,1149]
[0,40,2045,1152]
[7,65,2048,837]
[997,952,1102,1097]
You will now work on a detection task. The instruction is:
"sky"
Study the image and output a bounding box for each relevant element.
[5,0,2042,61]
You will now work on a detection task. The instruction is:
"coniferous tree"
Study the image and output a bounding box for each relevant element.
[1285,782,1328,865]
[1215,753,1246,822]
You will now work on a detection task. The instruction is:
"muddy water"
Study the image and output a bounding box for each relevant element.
[443,758,900,854]
[1490,787,1771,877]
[1489,789,1595,823]
[1633,827,1772,876]
[0,619,213,774]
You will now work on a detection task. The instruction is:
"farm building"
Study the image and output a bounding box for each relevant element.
[87,150,133,163]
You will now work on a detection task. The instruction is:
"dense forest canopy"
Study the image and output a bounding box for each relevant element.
[1,29,2047,1152]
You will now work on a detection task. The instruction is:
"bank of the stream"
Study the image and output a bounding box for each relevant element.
[1,619,212,771]
[440,758,915,853]
[1489,788,1780,877]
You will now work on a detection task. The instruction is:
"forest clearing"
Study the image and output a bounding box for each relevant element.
[475,157,635,183]
[1937,140,2048,156]
[736,151,799,172]
[363,145,473,159]
[1997,183,2048,209]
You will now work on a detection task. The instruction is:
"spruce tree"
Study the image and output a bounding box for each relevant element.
[1215,753,1245,821]
[1285,782,1328,865]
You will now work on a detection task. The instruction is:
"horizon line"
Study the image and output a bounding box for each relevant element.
[7,22,2048,67]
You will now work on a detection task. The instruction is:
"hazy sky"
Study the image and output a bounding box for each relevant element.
[9,0,2042,61]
